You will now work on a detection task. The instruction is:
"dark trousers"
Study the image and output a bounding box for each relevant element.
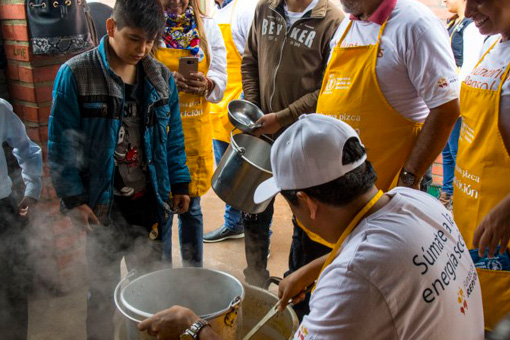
[0,195,32,340]
[286,218,331,321]
[243,199,274,287]
[86,193,164,340]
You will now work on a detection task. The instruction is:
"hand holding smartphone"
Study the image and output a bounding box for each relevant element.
[179,56,199,79]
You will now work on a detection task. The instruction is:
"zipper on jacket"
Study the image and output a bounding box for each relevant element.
[268,9,313,113]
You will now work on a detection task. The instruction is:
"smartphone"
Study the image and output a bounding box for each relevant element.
[179,57,199,79]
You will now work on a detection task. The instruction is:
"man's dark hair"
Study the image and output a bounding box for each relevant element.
[112,0,165,40]
[281,137,377,207]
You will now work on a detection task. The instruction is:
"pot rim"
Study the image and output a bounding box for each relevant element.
[118,268,245,322]
[230,132,273,175]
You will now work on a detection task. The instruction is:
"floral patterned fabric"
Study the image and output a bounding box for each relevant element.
[163,6,200,56]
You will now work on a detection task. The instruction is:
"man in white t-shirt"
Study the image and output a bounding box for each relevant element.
[138,114,484,340]
[317,0,460,193]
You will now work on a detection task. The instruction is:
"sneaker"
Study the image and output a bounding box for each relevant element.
[203,225,244,243]
[439,191,453,211]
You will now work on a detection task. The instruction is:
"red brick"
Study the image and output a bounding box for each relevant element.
[0,4,27,20]
[57,248,85,270]
[55,231,83,251]
[41,183,57,200]
[432,164,443,176]
[52,218,74,236]
[4,43,30,61]
[1,23,29,41]
[34,201,60,216]
[8,63,61,83]
[11,100,51,123]
[9,81,53,103]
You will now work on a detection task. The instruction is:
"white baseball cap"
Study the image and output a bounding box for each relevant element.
[253,114,367,204]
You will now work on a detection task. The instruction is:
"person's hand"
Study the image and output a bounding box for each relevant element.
[184,72,210,97]
[138,306,199,340]
[172,194,190,214]
[473,198,510,257]
[278,267,318,312]
[68,204,100,232]
[252,113,282,136]
[173,71,188,92]
[17,196,38,217]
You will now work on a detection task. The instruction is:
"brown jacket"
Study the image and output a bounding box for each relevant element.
[241,0,344,126]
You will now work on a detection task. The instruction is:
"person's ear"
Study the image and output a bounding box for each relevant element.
[296,192,319,220]
[106,18,116,37]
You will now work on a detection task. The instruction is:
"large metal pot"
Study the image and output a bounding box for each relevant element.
[241,285,299,340]
[211,133,272,214]
[114,268,244,340]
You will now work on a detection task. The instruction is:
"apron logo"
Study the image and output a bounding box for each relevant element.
[323,74,352,94]
[457,288,468,315]
[437,77,448,89]
[459,121,474,144]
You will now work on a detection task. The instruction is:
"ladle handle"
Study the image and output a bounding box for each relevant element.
[114,269,143,324]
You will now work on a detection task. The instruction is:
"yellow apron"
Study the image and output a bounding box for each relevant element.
[312,191,384,292]
[454,39,510,330]
[154,48,214,197]
[209,0,242,143]
[316,21,422,192]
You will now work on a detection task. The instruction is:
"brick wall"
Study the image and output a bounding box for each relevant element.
[0,0,86,293]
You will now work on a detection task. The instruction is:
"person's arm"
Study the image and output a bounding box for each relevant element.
[204,17,227,104]
[138,306,223,340]
[166,75,191,214]
[48,65,99,230]
[399,99,460,187]
[398,17,461,186]
[1,100,42,214]
[241,2,262,107]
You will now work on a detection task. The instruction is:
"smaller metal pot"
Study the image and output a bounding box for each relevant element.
[228,100,264,133]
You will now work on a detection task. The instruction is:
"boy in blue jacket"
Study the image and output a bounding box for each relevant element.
[48,0,190,338]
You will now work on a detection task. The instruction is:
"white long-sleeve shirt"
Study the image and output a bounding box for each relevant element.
[203,17,228,103]
[211,0,258,56]
[0,98,42,200]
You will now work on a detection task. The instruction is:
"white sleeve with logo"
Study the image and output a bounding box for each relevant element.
[294,267,397,340]
[405,16,459,110]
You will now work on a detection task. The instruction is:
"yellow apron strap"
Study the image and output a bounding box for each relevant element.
[312,190,385,292]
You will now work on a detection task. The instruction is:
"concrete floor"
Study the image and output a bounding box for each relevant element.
[27,190,294,340]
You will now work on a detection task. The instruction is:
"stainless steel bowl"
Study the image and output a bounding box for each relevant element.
[228,100,264,133]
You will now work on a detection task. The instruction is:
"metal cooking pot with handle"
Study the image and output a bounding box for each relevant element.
[114,268,244,340]
[211,132,273,214]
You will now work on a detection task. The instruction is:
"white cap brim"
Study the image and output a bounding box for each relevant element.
[254,177,281,204]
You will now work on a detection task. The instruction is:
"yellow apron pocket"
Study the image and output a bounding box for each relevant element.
[477,268,510,330]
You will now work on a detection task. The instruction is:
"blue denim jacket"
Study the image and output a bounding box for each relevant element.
[48,37,190,217]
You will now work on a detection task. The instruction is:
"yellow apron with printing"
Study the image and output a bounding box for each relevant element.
[316,21,422,192]
[454,39,510,330]
[209,0,242,143]
[155,48,214,197]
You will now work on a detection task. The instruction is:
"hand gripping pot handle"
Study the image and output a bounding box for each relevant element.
[114,269,143,324]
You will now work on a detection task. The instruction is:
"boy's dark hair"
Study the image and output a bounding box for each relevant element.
[112,0,165,40]
[281,137,377,207]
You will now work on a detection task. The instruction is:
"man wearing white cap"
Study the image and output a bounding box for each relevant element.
[138,114,484,340]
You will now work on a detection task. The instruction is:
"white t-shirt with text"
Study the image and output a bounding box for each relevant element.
[329,0,459,122]
[295,187,484,340]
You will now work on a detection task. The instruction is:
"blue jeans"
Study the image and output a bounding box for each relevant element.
[162,196,203,267]
[442,118,462,195]
[213,139,243,233]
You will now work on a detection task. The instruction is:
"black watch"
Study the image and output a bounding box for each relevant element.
[400,170,417,186]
